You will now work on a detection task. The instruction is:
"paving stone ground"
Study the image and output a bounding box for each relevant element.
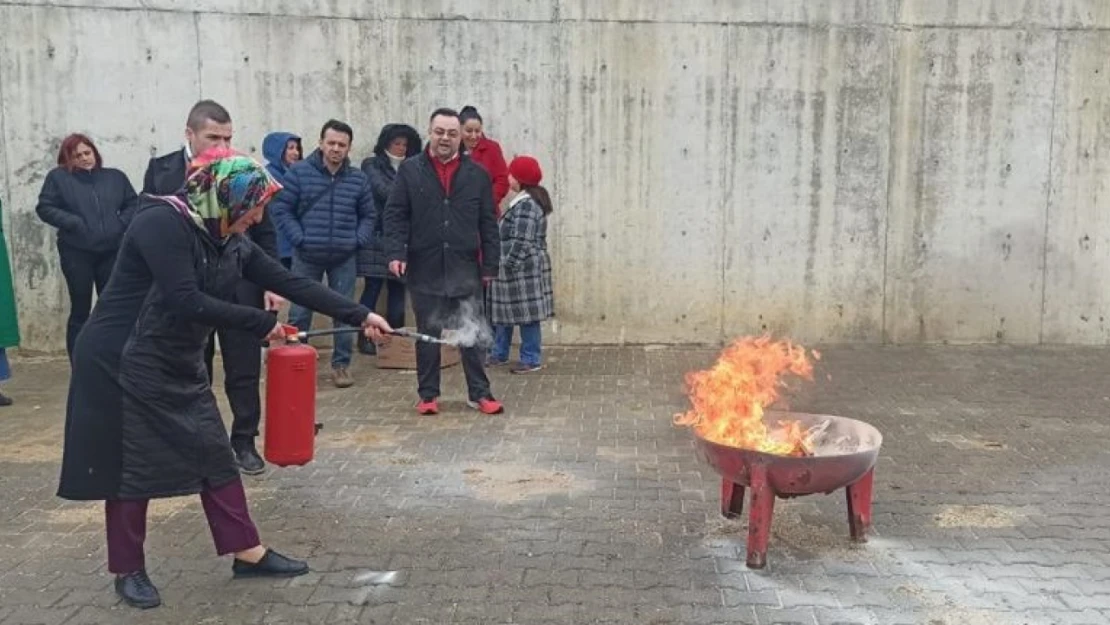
[1,343,1109,624]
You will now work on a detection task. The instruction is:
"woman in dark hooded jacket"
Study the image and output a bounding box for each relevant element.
[260,131,303,268]
[56,148,393,610]
[357,123,421,354]
[35,133,138,360]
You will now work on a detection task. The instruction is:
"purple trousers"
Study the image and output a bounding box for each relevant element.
[105,478,261,575]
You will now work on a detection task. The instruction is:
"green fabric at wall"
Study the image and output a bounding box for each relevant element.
[0,199,21,348]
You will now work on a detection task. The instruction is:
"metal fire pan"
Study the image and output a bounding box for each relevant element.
[692,411,882,497]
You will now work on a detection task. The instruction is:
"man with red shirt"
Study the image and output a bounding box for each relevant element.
[383,108,504,415]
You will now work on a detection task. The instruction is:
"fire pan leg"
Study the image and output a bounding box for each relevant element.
[846,467,875,542]
[721,479,745,518]
[745,464,774,569]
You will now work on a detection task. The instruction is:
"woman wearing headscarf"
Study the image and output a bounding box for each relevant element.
[488,156,554,374]
[357,123,421,354]
[35,133,138,360]
[0,197,19,406]
[56,148,393,610]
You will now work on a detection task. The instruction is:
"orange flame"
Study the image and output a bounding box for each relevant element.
[674,335,821,456]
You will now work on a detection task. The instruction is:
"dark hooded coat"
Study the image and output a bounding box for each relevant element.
[358,124,422,279]
[262,132,303,260]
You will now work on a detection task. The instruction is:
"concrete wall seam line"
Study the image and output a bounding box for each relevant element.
[1038,33,1064,344]
[4,2,1110,31]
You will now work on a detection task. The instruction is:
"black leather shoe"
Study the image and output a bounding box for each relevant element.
[232,549,309,578]
[233,441,265,476]
[114,570,161,609]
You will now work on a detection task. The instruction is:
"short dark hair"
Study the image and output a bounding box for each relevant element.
[186,99,231,130]
[429,107,460,123]
[320,119,354,141]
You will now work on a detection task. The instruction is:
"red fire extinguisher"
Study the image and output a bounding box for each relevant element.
[263,323,424,466]
[263,324,321,467]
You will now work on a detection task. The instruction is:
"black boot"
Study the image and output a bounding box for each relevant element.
[233,439,266,476]
[232,549,309,578]
[115,570,161,609]
[0,391,11,407]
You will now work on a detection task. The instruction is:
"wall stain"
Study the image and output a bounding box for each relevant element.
[9,211,52,293]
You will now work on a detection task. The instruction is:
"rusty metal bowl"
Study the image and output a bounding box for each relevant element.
[691,411,882,496]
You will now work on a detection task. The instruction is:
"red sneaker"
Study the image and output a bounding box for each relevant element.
[416,398,439,415]
[467,397,504,415]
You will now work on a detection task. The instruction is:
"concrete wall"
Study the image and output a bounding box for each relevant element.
[2,0,1110,351]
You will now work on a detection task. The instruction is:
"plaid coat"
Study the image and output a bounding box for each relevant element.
[489,193,554,325]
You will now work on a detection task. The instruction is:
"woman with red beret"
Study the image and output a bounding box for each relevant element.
[488,156,554,374]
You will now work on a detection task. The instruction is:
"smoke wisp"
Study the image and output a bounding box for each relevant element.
[432,299,493,349]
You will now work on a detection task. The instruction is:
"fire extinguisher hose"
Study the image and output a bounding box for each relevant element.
[276,325,449,345]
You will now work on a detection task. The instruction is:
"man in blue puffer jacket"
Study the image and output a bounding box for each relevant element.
[269,119,375,388]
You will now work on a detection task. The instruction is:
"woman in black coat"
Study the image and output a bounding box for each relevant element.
[56,149,392,610]
[356,123,421,354]
[35,133,138,360]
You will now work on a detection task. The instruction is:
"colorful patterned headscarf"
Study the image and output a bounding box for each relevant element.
[182,147,282,239]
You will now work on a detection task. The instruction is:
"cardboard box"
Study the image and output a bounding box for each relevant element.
[376,327,461,369]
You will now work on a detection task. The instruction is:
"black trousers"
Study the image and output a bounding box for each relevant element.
[410,291,492,402]
[361,277,407,329]
[58,244,116,361]
[204,284,268,445]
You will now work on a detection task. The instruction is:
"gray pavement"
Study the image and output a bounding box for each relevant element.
[0,344,1108,624]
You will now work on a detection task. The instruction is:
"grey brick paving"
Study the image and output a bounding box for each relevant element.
[1,345,1110,623]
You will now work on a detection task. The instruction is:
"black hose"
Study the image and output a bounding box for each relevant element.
[298,327,362,339]
[290,327,449,345]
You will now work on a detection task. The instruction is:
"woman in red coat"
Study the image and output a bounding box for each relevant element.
[460,106,510,327]
[459,106,509,214]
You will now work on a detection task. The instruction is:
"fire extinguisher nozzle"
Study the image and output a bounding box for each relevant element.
[389,328,448,344]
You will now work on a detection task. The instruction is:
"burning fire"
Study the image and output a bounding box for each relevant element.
[674,335,822,456]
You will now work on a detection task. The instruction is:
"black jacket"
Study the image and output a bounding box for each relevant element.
[357,124,422,279]
[383,152,500,298]
[142,148,189,197]
[357,155,395,278]
[358,157,405,279]
[142,149,279,260]
[57,199,371,501]
[35,166,139,253]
